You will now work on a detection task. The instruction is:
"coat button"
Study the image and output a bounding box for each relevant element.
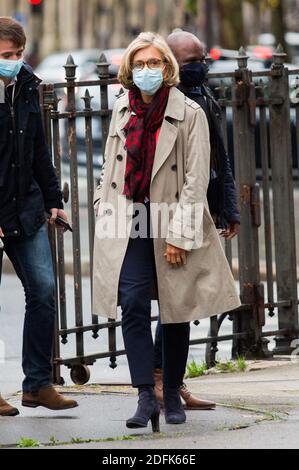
[171,164,177,171]
[105,209,113,216]
[11,163,16,168]
[116,154,123,161]
[111,182,117,189]
[13,230,19,234]
[19,130,23,134]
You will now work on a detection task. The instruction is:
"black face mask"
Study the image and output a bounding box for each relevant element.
[179,62,209,88]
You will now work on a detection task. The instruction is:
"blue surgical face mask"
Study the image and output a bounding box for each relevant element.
[179,62,209,88]
[133,67,163,96]
[0,58,23,79]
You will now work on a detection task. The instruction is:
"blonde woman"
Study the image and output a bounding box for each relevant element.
[93,32,240,433]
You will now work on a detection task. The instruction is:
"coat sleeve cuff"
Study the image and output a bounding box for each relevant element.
[45,199,64,211]
[165,231,195,251]
[166,203,205,251]
[225,212,240,224]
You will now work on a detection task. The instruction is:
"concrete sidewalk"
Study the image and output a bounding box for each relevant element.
[1,359,299,449]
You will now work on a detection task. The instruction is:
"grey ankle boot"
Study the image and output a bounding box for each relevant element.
[126,386,160,432]
[164,387,186,424]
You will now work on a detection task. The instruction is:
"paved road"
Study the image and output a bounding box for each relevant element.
[1,361,299,449]
[0,273,279,395]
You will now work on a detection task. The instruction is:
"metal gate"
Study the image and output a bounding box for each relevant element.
[40,46,299,385]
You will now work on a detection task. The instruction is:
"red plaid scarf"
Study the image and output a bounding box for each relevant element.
[123,85,170,202]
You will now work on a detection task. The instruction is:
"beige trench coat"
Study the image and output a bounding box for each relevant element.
[92,86,241,323]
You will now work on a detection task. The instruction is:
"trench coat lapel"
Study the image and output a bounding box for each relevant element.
[115,108,130,143]
[114,87,185,180]
[151,87,185,183]
[151,119,178,183]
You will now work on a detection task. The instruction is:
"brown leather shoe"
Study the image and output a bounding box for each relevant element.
[22,386,78,411]
[153,368,164,406]
[154,370,216,411]
[179,383,216,410]
[0,394,19,416]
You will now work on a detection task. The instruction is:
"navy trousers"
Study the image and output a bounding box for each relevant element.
[154,316,190,382]
[118,202,190,388]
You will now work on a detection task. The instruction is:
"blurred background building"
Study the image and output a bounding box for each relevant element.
[0,0,299,66]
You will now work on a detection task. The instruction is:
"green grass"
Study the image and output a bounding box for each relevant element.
[17,438,41,448]
[215,356,247,373]
[70,435,136,445]
[185,356,247,378]
[49,436,60,445]
[185,359,208,378]
[4,432,169,449]
[236,355,247,372]
[215,359,236,372]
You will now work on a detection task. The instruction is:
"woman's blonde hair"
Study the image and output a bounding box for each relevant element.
[118,32,179,89]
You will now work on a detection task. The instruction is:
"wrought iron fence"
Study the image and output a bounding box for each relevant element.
[40,46,299,385]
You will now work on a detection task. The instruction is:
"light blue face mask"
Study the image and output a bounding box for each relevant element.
[133,67,163,96]
[0,58,23,79]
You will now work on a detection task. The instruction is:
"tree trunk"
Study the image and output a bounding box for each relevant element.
[216,0,245,49]
[271,0,289,57]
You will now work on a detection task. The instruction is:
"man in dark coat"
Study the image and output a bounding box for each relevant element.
[0,17,78,416]
[153,31,240,410]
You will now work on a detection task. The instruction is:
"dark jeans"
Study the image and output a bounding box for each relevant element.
[3,223,56,392]
[119,202,190,389]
